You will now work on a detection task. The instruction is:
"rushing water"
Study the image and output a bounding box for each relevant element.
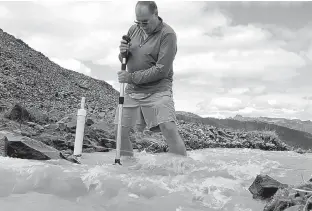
[1,148,312,211]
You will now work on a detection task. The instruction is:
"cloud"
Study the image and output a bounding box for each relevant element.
[0,5,10,18]
[197,97,245,112]
[50,58,91,76]
[307,45,312,61]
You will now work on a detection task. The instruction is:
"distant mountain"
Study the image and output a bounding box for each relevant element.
[231,115,312,134]
[176,114,312,150]
[176,111,202,119]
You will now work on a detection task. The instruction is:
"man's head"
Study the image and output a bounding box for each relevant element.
[135,1,159,35]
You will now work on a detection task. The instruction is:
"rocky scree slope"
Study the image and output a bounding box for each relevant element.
[0,28,119,124]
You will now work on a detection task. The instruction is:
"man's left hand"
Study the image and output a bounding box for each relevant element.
[117,71,132,83]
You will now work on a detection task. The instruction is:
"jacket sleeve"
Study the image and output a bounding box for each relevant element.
[129,32,177,84]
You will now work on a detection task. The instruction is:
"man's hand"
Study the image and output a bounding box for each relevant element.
[118,71,132,83]
[119,39,131,54]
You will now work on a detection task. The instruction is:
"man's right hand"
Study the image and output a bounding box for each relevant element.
[119,39,131,54]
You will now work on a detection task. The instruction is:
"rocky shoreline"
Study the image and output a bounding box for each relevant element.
[1,103,310,163]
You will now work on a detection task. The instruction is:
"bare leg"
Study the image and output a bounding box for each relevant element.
[159,121,187,156]
[114,125,133,156]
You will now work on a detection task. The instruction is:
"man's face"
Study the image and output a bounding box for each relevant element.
[135,5,157,35]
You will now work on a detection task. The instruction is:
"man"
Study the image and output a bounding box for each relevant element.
[114,1,187,156]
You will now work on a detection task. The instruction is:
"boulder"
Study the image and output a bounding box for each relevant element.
[0,130,63,160]
[249,175,312,211]
[249,174,288,200]
[6,104,33,122]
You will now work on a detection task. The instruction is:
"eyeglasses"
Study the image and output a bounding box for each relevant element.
[134,20,150,26]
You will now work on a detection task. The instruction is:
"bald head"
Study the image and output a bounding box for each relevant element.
[135,1,160,35]
[136,1,158,15]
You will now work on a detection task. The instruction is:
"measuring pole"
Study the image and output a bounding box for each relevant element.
[114,35,131,165]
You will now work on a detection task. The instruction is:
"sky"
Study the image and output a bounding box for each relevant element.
[1,0,312,120]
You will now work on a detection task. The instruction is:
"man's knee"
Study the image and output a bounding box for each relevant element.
[159,121,176,133]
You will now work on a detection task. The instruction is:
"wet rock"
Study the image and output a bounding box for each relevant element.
[249,175,312,211]
[99,137,116,149]
[0,130,62,160]
[249,174,288,200]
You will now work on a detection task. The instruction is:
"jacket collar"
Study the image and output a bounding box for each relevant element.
[152,16,164,33]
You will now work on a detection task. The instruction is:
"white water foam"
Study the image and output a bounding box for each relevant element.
[1,148,312,211]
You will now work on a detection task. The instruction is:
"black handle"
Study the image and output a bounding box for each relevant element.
[122,35,131,44]
[121,35,131,59]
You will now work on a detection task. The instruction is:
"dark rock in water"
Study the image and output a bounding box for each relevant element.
[249,175,312,211]
[59,153,81,164]
[263,187,292,211]
[98,137,116,149]
[94,146,109,152]
[7,104,33,122]
[249,174,288,200]
[0,130,63,160]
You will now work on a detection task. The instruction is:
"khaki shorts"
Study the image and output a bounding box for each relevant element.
[113,90,177,132]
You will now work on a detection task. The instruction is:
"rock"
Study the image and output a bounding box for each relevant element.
[7,104,33,122]
[0,130,63,160]
[57,122,66,131]
[98,112,105,118]
[60,154,81,164]
[94,146,109,152]
[27,122,37,127]
[86,118,94,126]
[263,187,292,211]
[249,174,288,200]
[44,123,59,130]
[66,121,77,132]
[35,133,68,150]
[99,137,116,149]
[34,124,44,132]
[21,131,32,137]
[284,205,304,211]
[92,120,111,132]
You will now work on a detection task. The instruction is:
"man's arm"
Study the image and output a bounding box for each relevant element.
[129,32,177,84]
